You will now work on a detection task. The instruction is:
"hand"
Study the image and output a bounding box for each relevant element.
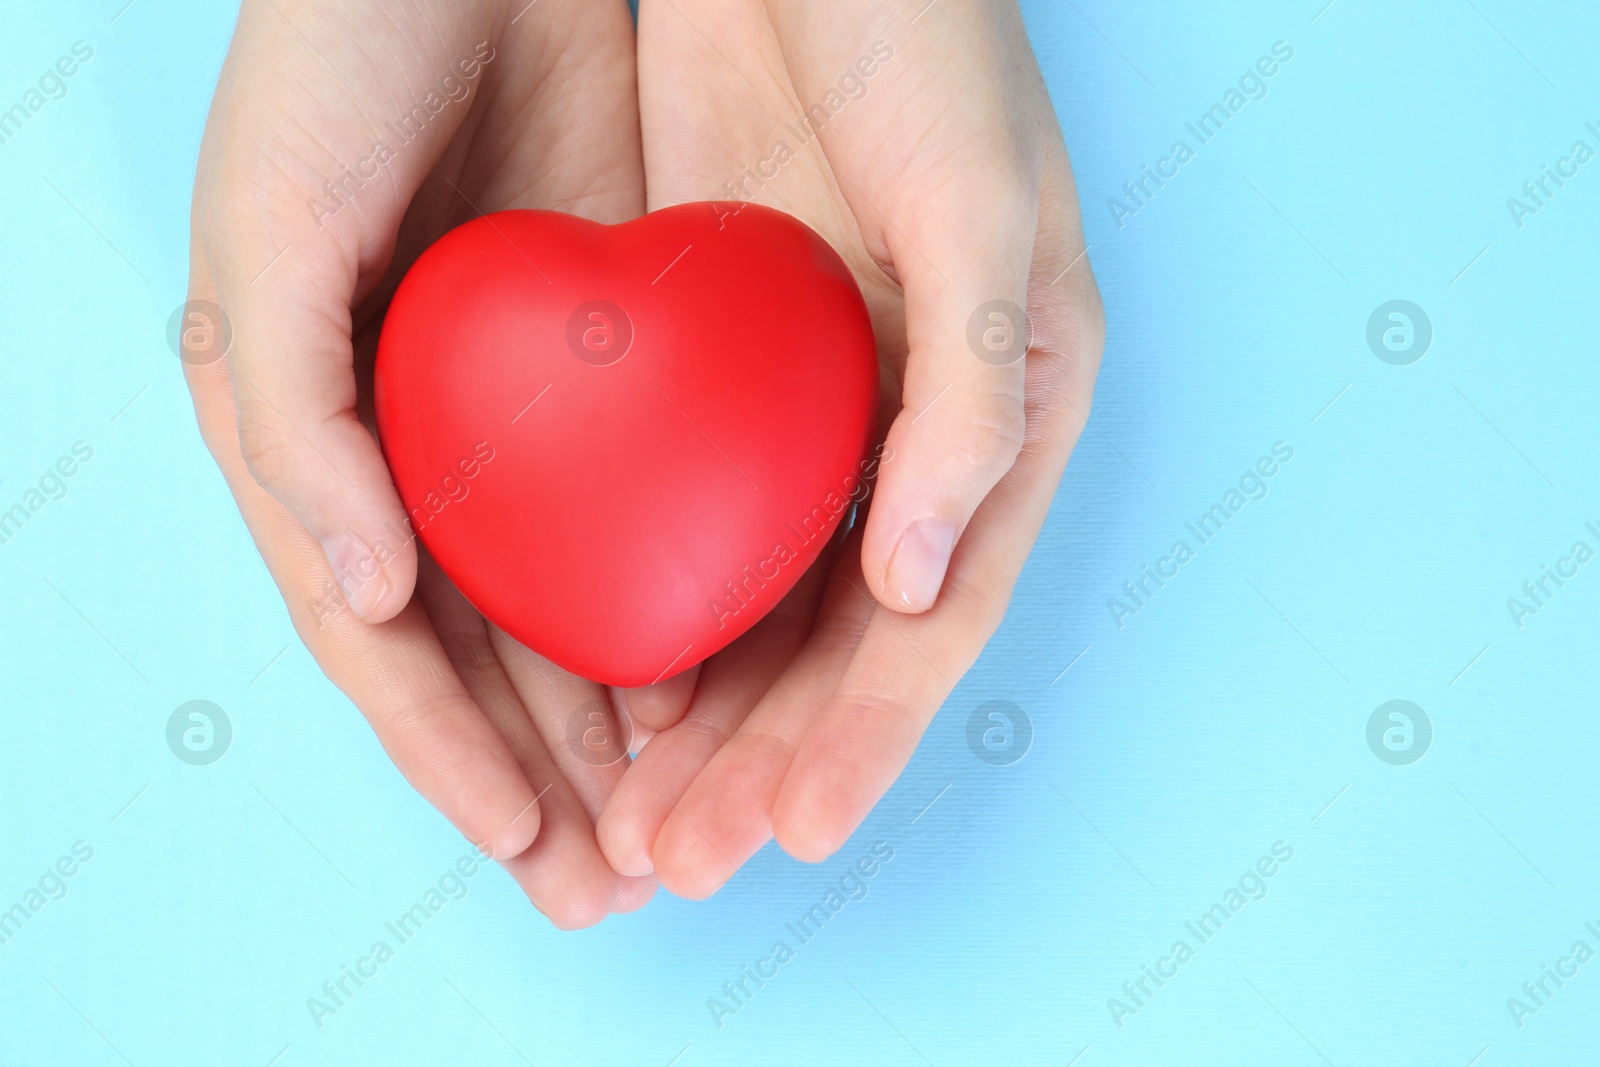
[595,0,1105,895]
[181,0,678,927]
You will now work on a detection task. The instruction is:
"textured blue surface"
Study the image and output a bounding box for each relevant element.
[2,1,1597,1064]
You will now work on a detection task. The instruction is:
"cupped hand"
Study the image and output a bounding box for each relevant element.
[596,0,1105,894]
[182,0,682,927]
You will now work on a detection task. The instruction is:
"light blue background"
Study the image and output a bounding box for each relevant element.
[2,0,1596,1063]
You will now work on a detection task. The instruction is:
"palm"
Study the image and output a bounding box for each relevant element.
[579,1,907,890]
[363,1,909,908]
[354,2,664,924]
[190,0,663,927]
[596,0,1101,896]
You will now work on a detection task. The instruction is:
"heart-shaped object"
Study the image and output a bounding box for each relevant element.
[375,202,878,687]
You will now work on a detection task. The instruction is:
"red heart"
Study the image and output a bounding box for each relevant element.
[375,203,879,687]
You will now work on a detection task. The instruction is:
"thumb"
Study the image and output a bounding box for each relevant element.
[191,4,495,621]
[860,182,1038,614]
[200,202,412,622]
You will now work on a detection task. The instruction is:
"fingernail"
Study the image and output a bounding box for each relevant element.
[885,519,956,612]
[321,530,389,620]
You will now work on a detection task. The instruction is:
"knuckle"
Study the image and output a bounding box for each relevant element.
[959,139,1039,201]
[810,600,872,657]
[195,136,352,275]
[948,390,1027,479]
[752,598,817,649]
[993,166,1041,212]
[235,407,301,494]
[436,629,500,679]
[1060,275,1107,369]
[1029,240,1106,377]
[736,730,799,777]
[829,686,920,748]
[675,712,734,749]
[1022,264,1105,444]
[191,393,242,471]
[939,563,1012,640]
[198,188,257,248]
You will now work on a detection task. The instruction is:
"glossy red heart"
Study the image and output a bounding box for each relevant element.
[375,202,878,687]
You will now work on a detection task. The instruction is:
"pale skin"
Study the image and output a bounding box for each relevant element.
[184,0,1102,925]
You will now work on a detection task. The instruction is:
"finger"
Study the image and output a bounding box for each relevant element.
[648,533,875,895]
[774,141,1103,859]
[610,872,661,915]
[192,5,493,622]
[757,1,1046,616]
[419,559,662,927]
[349,600,546,862]
[855,170,1040,614]
[611,665,701,733]
[598,539,839,885]
[414,561,630,929]
[183,239,547,864]
[485,626,662,916]
[488,627,634,820]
